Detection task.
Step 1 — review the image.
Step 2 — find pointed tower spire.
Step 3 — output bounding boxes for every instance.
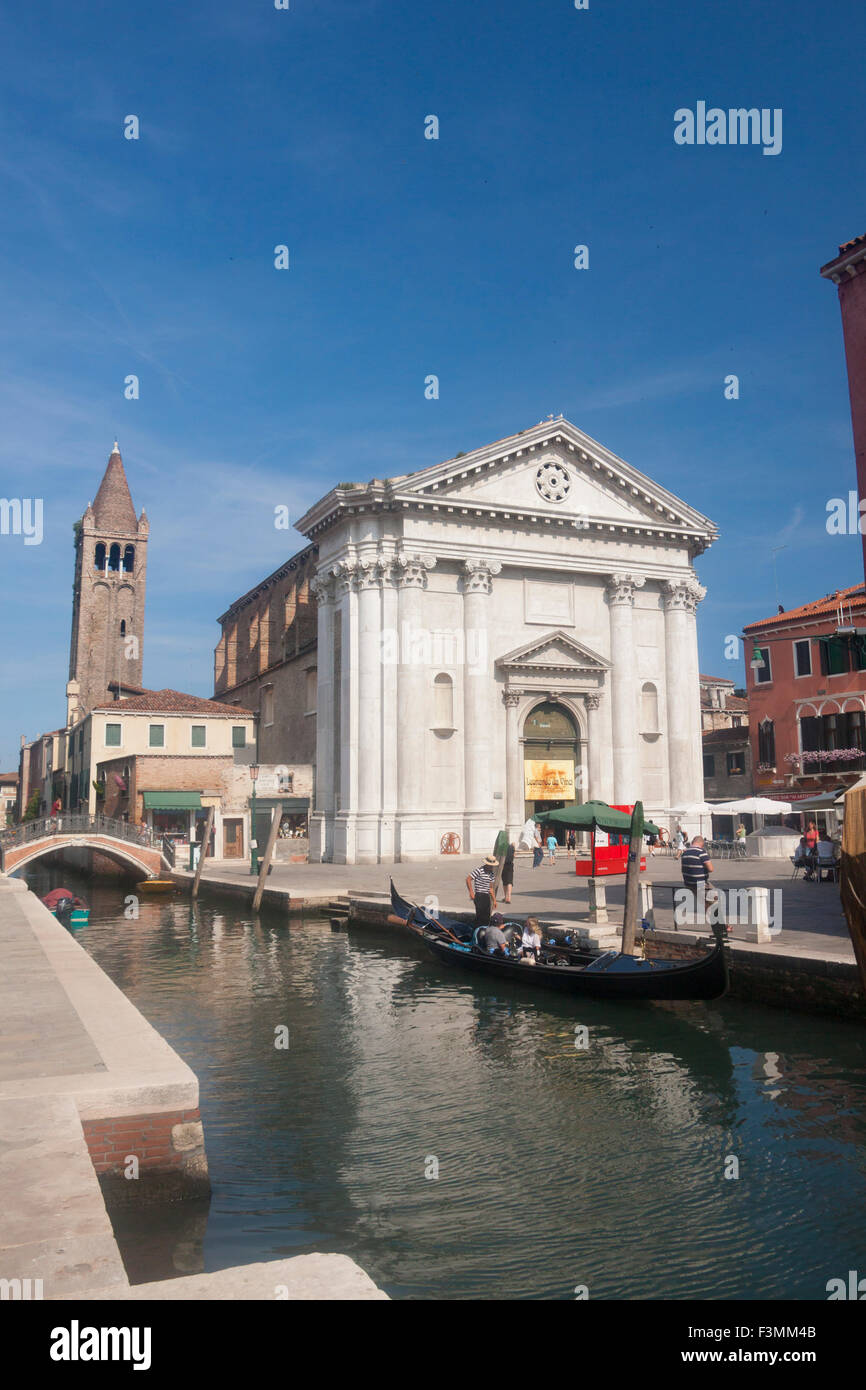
[92,442,138,532]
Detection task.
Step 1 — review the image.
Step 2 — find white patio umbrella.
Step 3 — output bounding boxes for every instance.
[665,801,716,836]
[711,795,793,834]
[712,796,792,815]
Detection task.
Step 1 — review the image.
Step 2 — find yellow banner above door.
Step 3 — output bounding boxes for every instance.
[524,760,575,799]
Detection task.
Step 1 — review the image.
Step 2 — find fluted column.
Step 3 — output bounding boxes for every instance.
[584,692,603,801]
[504,689,523,835]
[356,557,384,817]
[605,572,644,804]
[462,559,501,816]
[663,578,706,807]
[310,571,336,817]
[395,553,436,818]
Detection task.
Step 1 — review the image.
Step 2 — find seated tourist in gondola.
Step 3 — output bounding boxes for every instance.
[520,916,542,964]
[477,913,510,955]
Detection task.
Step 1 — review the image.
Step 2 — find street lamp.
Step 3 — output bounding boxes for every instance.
[249,762,260,875]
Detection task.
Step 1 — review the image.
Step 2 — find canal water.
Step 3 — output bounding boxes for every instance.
[26,864,866,1300]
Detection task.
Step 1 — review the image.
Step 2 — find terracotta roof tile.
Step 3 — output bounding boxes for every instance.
[92,688,256,716]
[744,583,866,632]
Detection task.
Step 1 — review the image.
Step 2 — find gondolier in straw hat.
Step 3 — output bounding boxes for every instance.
[466,855,499,927]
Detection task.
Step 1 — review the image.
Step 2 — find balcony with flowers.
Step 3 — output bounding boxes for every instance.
[785,747,866,777]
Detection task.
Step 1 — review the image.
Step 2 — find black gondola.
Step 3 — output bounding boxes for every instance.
[388,880,597,964]
[390,880,728,1003]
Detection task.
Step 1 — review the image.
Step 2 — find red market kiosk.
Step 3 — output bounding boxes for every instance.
[575,804,647,877]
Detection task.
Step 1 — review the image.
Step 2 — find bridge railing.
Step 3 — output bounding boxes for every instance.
[0,813,157,858]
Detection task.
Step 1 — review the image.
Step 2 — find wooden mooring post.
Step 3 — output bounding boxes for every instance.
[252,808,282,913]
[620,801,644,957]
[840,787,866,996]
[191,805,215,900]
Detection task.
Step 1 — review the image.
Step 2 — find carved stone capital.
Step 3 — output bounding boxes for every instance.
[605,571,645,606]
[394,552,436,590]
[662,577,705,614]
[503,690,522,709]
[462,558,502,594]
[584,692,602,711]
[354,555,387,590]
[310,571,336,604]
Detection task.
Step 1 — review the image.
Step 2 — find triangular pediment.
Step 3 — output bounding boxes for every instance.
[496,630,609,675]
[294,416,716,556]
[391,418,715,541]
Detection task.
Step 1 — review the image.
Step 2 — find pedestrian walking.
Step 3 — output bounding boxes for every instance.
[466,855,498,927]
[678,834,716,927]
[546,831,558,864]
[532,824,544,869]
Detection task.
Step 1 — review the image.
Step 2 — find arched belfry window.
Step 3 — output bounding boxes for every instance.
[123,545,135,573]
[120,620,126,636]
[108,543,121,572]
[433,673,454,728]
[94,542,106,570]
[641,682,660,734]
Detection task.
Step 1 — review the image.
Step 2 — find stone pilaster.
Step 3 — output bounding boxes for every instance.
[663,578,706,808]
[308,569,337,862]
[605,572,644,804]
[503,689,523,837]
[394,552,436,858]
[354,557,387,862]
[462,559,501,826]
[584,691,603,802]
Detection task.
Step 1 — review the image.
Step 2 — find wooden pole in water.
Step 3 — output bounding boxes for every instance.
[191,804,215,900]
[620,801,644,957]
[252,807,281,913]
[840,786,866,996]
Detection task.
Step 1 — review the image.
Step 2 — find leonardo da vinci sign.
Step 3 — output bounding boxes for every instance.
[523,759,575,800]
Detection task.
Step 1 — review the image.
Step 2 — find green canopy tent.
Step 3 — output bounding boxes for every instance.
[533,800,659,878]
[533,801,659,836]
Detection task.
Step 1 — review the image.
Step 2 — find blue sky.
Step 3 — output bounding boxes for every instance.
[1,0,865,772]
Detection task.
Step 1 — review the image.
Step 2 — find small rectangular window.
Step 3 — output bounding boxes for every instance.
[755,648,772,684]
[149,724,165,748]
[727,751,745,776]
[191,725,206,747]
[820,637,849,676]
[232,725,246,748]
[794,639,812,677]
[105,724,121,747]
[703,753,715,777]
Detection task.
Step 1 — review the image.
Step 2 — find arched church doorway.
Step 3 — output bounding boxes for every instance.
[522,701,581,825]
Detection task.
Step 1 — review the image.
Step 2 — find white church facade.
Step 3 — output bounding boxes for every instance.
[292,417,715,864]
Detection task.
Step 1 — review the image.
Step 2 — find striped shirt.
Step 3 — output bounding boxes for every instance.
[470,866,494,893]
[681,846,710,885]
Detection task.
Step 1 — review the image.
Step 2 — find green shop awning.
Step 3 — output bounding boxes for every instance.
[142,791,202,811]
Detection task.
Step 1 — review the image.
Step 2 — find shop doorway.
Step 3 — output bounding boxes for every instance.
[223,818,244,859]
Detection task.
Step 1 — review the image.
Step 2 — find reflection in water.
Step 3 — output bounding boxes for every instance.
[24,863,866,1300]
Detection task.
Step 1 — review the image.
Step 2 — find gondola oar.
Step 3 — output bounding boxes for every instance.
[620,800,644,956]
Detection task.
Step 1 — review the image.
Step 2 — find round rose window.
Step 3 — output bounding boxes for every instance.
[535,461,571,503]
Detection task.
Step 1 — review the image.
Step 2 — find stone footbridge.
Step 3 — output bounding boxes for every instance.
[0,814,166,878]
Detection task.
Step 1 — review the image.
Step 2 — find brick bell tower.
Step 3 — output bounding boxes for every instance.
[66,443,149,725]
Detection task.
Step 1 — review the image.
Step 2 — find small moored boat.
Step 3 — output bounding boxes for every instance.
[40,887,90,928]
[136,878,175,894]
